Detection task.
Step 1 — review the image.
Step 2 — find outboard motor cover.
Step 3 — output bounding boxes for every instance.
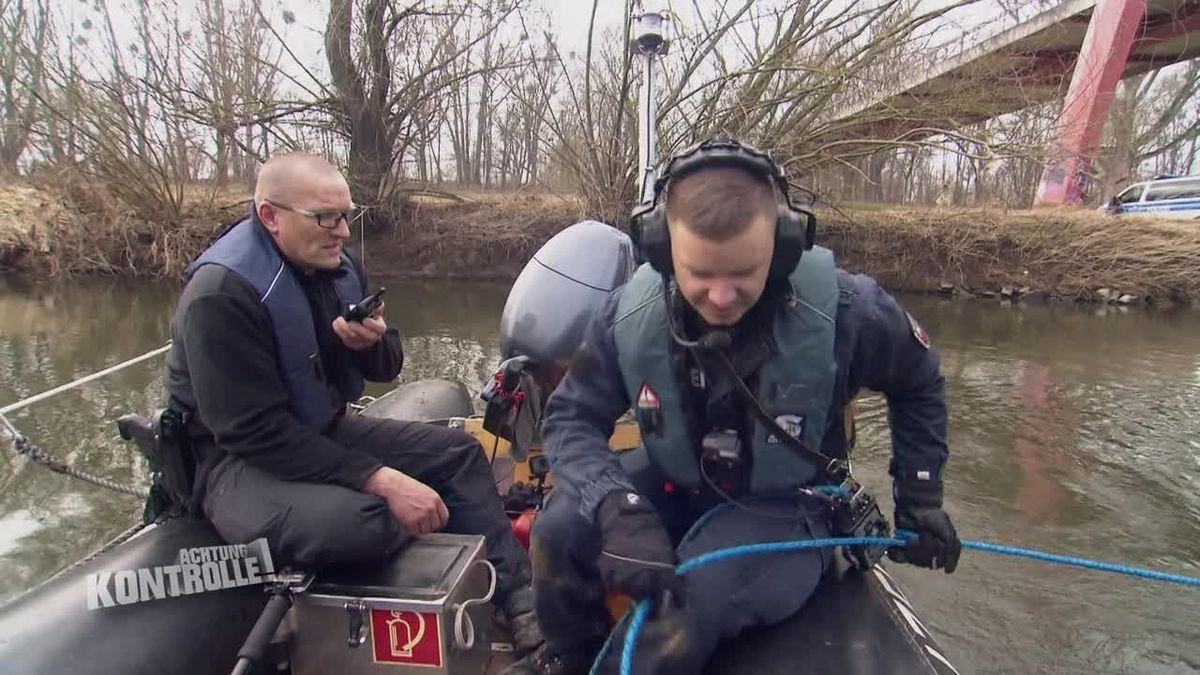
[500,219,636,364]
[484,221,635,459]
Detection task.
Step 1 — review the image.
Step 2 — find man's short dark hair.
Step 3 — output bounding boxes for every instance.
[664,165,778,240]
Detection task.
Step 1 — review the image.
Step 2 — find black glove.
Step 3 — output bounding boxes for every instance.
[887,479,961,574]
[595,491,683,604]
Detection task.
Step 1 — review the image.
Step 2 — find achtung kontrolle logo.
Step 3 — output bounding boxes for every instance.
[86,538,275,610]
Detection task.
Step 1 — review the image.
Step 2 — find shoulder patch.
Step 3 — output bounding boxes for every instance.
[906,311,931,350]
[635,382,664,436]
[637,383,660,408]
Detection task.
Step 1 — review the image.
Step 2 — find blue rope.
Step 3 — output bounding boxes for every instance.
[677,536,903,575]
[619,600,652,675]
[588,607,633,675]
[891,530,1200,589]
[961,539,1200,588]
[604,535,1200,675]
[810,484,851,498]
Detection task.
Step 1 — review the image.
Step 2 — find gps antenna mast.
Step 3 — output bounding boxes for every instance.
[632,2,671,205]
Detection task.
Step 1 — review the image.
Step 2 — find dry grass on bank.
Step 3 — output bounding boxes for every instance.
[389,195,1200,304]
[821,205,1200,304]
[4,181,1198,305]
[0,178,247,277]
[379,190,586,278]
[0,182,54,250]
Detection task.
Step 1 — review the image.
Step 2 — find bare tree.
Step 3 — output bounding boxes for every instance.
[324,0,522,230]
[444,2,534,189]
[173,0,283,186]
[509,0,637,224]
[1094,62,1200,201]
[995,0,1062,24]
[495,30,559,185]
[201,0,235,184]
[39,35,80,168]
[407,92,443,182]
[34,0,202,220]
[512,0,988,225]
[21,0,1191,244]
[0,0,49,175]
[799,89,1061,209]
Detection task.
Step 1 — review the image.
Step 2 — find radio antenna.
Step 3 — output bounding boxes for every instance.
[632,2,671,204]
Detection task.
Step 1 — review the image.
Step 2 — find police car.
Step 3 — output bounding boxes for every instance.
[1102,174,1200,218]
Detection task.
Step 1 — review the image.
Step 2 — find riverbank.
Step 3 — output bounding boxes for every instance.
[376,193,1200,307]
[3,181,1198,306]
[0,180,248,277]
[819,206,1200,306]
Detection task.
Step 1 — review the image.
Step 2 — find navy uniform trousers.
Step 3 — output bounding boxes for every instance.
[199,415,532,602]
[530,448,833,674]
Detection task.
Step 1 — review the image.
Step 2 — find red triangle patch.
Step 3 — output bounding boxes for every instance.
[637,383,660,409]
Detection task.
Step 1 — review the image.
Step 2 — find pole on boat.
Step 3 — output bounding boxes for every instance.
[632,2,671,205]
[230,593,292,675]
[229,572,313,675]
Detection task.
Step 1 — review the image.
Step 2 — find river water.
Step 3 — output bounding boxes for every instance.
[1,275,1198,674]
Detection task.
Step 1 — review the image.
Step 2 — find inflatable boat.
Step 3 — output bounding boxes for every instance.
[0,221,959,675]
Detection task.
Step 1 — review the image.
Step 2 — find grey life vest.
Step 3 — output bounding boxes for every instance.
[613,246,841,492]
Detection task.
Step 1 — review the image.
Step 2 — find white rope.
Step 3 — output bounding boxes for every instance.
[1,411,151,498]
[452,558,498,650]
[347,395,378,413]
[0,342,172,415]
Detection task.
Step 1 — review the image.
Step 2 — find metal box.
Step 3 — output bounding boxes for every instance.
[288,534,495,674]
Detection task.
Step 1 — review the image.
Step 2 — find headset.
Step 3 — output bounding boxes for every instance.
[630,137,817,281]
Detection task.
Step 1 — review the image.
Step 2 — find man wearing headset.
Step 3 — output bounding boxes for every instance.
[503,138,960,675]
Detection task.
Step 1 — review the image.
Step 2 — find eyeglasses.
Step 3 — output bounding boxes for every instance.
[267,200,359,230]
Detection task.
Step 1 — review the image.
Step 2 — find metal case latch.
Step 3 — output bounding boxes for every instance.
[345,600,367,648]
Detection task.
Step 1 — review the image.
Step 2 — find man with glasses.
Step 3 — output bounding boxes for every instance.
[164,152,542,655]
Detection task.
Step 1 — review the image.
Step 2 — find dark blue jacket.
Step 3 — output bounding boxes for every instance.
[541,270,949,521]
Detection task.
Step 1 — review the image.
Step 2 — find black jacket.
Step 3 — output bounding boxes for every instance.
[165,249,402,501]
[541,269,950,522]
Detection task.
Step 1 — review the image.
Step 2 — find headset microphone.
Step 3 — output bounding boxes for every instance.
[663,278,732,352]
[697,330,731,351]
[669,328,731,351]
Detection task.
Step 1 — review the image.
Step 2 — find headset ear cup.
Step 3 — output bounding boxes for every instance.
[769,203,805,280]
[638,204,673,274]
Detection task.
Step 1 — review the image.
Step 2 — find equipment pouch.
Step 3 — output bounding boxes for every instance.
[117,407,197,522]
[828,477,892,571]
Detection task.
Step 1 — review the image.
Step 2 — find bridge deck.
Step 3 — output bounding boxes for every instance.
[820,0,1200,145]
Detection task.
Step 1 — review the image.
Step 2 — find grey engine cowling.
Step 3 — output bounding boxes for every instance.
[483,220,636,458]
[500,219,636,363]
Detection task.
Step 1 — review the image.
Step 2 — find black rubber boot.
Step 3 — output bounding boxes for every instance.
[498,639,606,675]
[496,586,545,658]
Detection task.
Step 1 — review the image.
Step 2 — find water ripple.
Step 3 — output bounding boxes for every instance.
[2,281,1199,673]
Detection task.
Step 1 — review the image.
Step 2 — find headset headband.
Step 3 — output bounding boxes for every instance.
[630,137,815,279]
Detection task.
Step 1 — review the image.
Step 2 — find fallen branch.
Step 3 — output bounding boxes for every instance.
[397,188,471,203]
